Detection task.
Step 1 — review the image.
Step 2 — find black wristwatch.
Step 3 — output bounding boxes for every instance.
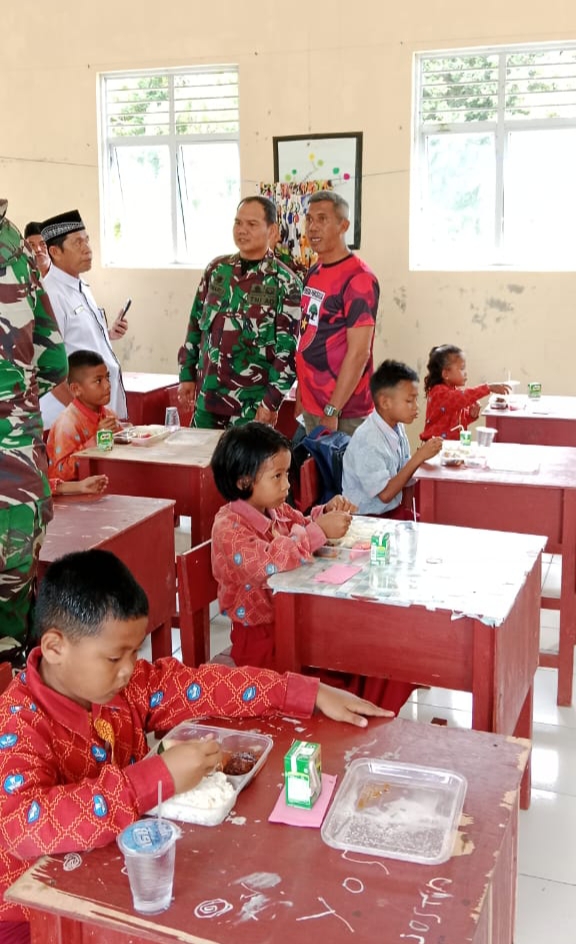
[323,404,341,418]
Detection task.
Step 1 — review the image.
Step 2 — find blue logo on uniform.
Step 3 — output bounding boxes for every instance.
[19,672,26,684]
[233,552,243,565]
[265,563,277,575]
[149,691,164,708]
[129,756,136,765]
[9,706,23,714]
[186,683,202,702]
[4,774,24,794]
[29,703,37,712]
[93,795,108,818]
[236,606,246,619]
[0,734,18,749]
[91,745,107,762]
[245,584,251,591]
[27,801,41,824]
[242,685,257,703]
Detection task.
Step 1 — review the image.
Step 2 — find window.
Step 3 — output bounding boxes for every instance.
[99,66,240,268]
[411,44,576,270]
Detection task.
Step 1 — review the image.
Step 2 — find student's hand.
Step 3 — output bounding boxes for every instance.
[469,403,481,420]
[489,383,511,395]
[178,382,196,409]
[324,495,358,514]
[317,510,352,539]
[79,475,108,494]
[98,415,118,431]
[417,437,443,461]
[159,737,222,795]
[315,682,394,727]
[320,413,338,432]
[254,405,278,427]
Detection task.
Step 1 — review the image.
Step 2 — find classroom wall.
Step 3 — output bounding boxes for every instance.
[3,1,576,417]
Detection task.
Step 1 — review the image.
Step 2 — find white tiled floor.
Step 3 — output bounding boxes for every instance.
[152,543,572,943]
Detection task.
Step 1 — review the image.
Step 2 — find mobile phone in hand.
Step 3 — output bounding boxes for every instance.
[119,298,132,320]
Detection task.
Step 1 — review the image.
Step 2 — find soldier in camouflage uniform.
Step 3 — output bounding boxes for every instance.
[178,197,302,429]
[0,200,68,654]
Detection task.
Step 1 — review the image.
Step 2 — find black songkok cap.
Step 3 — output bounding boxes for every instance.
[41,210,85,245]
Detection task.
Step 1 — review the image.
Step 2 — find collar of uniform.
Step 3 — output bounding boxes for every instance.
[229,499,278,533]
[47,263,91,292]
[20,648,123,739]
[370,409,402,448]
[72,397,105,422]
[233,248,274,271]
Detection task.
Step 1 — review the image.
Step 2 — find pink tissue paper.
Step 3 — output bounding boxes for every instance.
[314,564,362,585]
[268,774,338,828]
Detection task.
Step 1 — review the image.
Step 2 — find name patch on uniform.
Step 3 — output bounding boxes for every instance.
[247,284,278,308]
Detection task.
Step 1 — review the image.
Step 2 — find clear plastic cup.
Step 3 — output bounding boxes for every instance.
[164,407,181,430]
[395,522,418,566]
[117,818,181,914]
[476,427,497,448]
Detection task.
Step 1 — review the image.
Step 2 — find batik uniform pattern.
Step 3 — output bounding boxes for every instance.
[0,650,318,923]
[0,212,68,639]
[296,255,379,418]
[211,500,326,627]
[421,383,491,441]
[179,251,302,422]
[46,400,117,484]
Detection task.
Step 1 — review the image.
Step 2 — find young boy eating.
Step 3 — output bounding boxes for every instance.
[46,349,119,487]
[342,359,443,516]
[0,549,387,941]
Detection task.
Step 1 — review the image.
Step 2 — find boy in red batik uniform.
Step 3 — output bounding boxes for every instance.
[0,549,387,943]
[46,349,119,485]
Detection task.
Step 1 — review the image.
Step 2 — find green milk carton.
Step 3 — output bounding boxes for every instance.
[284,740,322,809]
[96,429,114,451]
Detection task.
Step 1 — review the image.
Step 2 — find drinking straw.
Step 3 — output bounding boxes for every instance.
[157,781,162,825]
[412,498,417,523]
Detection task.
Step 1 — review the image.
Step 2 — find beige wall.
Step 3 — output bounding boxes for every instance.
[4,1,576,421]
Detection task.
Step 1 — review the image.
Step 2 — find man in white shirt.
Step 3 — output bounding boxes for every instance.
[39,210,129,427]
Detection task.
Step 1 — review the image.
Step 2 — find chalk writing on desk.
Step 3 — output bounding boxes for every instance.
[343,877,364,894]
[341,850,390,874]
[195,899,233,919]
[62,853,82,871]
[296,896,355,934]
[400,877,453,942]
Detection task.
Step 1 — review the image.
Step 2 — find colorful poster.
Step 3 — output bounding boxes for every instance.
[259,180,333,271]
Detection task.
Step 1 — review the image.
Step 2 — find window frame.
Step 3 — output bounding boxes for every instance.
[411,41,576,271]
[98,64,240,269]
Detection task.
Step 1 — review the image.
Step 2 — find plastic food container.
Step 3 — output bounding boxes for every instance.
[146,723,273,825]
[125,425,173,447]
[321,758,467,864]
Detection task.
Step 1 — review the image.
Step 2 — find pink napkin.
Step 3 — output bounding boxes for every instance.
[268,774,337,827]
[314,563,362,585]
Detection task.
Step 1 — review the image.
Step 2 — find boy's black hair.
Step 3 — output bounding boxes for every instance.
[24,221,43,239]
[68,349,106,384]
[35,550,149,640]
[370,359,419,400]
[424,344,463,395]
[211,421,292,501]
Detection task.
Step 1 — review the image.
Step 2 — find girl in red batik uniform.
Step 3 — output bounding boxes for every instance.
[421,344,510,442]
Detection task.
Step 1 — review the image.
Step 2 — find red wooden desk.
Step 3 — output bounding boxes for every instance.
[416,443,576,707]
[484,395,576,446]
[40,495,176,660]
[271,522,544,809]
[6,715,528,944]
[75,430,224,546]
[124,372,180,426]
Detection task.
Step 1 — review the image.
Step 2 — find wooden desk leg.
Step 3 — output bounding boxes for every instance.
[150,619,172,660]
[514,685,533,810]
[471,622,494,734]
[557,489,576,706]
[417,479,436,523]
[274,594,299,673]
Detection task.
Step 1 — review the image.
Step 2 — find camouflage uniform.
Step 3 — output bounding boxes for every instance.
[0,203,68,644]
[178,250,302,427]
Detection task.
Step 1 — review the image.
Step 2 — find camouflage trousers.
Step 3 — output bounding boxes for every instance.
[191,405,256,430]
[0,501,47,642]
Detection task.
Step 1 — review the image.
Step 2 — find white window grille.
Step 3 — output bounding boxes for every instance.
[411,44,576,270]
[99,66,240,268]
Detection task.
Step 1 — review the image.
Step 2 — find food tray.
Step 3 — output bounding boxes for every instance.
[146,723,273,825]
[124,425,173,447]
[321,758,467,864]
